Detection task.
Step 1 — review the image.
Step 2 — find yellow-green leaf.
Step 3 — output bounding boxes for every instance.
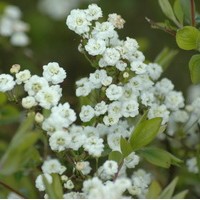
[176,26,200,50]
[109,151,123,164]
[189,54,200,84]
[146,180,162,198]
[129,118,162,151]
[120,137,133,158]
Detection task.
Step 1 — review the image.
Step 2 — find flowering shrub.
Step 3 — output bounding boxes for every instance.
[0,1,200,199]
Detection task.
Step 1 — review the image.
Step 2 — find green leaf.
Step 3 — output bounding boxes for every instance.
[173,0,184,25]
[0,131,41,175]
[138,147,182,168]
[109,151,123,164]
[0,104,19,125]
[180,0,192,24]
[158,0,181,27]
[43,174,63,199]
[159,177,179,199]
[189,54,200,84]
[173,190,188,199]
[0,113,41,175]
[120,137,133,158]
[176,26,200,50]
[129,118,162,151]
[146,180,162,198]
[154,47,179,71]
[0,93,7,105]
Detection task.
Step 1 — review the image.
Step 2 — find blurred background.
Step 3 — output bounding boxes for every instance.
[1,0,200,198]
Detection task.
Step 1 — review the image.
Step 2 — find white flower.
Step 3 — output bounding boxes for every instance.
[22,96,37,109]
[85,4,103,21]
[63,192,85,199]
[140,91,155,107]
[66,9,91,35]
[35,112,44,123]
[108,13,125,29]
[146,63,162,80]
[24,75,49,96]
[0,74,15,92]
[42,158,66,175]
[172,110,189,123]
[106,84,123,101]
[92,21,115,40]
[108,101,122,118]
[76,161,92,175]
[85,38,106,56]
[89,69,107,86]
[64,180,74,189]
[130,61,147,74]
[35,174,52,191]
[186,157,199,174]
[165,91,184,111]
[49,130,71,152]
[83,136,104,157]
[51,103,77,128]
[103,160,118,175]
[107,133,121,151]
[10,32,29,46]
[122,100,139,118]
[148,104,170,125]
[103,114,119,126]
[35,85,62,109]
[116,60,127,71]
[4,5,21,19]
[124,152,140,168]
[79,105,95,122]
[43,62,67,84]
[101,76,112,86]
[155,78,174,95]
[15,69,31,84]
[103,48,120,66]
[95,101,108,116]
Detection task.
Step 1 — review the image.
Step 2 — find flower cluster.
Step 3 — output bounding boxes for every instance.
[0,5,30,46]
[1,3,194,199]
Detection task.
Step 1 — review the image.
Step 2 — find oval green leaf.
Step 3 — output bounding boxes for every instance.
[176,26,200,50]
[129,117,162,151]
[109,151,123,164]
[189,54,200,84]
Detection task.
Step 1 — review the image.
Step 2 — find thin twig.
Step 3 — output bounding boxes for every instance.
[145,17,176,36]
[0,180,27,199]
[113,161,124,182]
[190,0,196,26]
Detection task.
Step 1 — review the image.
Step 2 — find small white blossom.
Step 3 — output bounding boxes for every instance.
[66,9,91,35]
[95,101,108,116]
[43,62,66,84]
[10,32,29,46]
[186,157,199,174]
[79,105,95,122]
[0,74,15,92]
[103,48,120,66]
[15,69,31,84]
[85,4,103,21]
[130,61,147,74]
[106,84,123,101]
[22,96,37,109]
[49,130,71,152]
[76,161,92,175]
[124,152,140,168]
[147,63,162,81]
[108,13,125,29]
[35,174,52,191]
[42,158,66,175]
[103,114,120,126]
[122,100,139,118]
[64,180,74,189]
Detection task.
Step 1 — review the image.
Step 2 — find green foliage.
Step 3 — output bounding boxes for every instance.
[173,0,184,25]
[0,113,42,175]
[176,26,200,50]
[158,0,181,27]
[173,190,188,199]
[138,147,182,168]
[189,54,200,84]
[120,137,133,158]
[129,117,162,151]
[108,151,123,164]
[159,177,179,198]
[43,174,63,199]
[146,180,162,198]
[154,47,179,71]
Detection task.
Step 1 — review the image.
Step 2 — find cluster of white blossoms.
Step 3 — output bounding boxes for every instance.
[0,5,29,46]
[1,4,193,199]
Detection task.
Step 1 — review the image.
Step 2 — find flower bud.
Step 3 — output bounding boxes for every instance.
[10,64,20,74]
[35,112,44,123]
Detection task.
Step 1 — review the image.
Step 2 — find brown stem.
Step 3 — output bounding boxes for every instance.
[190,0,196,26]
[0,180,27,199]
[113,161,124,182]
[145,17,176,36]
